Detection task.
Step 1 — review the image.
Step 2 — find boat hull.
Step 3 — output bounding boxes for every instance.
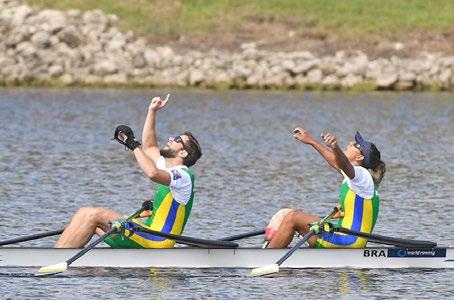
[0,247,452,269]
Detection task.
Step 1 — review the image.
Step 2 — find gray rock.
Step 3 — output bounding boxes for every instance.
[0,0,452,90]
[212,71,230,84]
[15,41,35,57]
[341,74,363,87]
[144,49,160,67]
[93,60,118,75]
[438,69,452,84]
[377,73,398,88]
[306,69,323,83]
[5,32,25,47]
[133,54,146,68]
[293,59,319,75]
[60,73,74,85]
[189,69,204,85]
[156,46,174,59]
[398,71,416,82]
[49,64,64,77]
[36,9,67,33]
[58,26,82,48]
[31,32,51,48]
[11,5,32,26]
[0,10,13,26]
[322,74,339,85]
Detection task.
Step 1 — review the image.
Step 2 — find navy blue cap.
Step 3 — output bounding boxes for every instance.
[355,131,381,169]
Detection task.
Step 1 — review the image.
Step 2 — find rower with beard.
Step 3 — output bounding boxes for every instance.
[55,94,202,249]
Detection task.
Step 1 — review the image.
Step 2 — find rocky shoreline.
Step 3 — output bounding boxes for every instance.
[1,0,453,91]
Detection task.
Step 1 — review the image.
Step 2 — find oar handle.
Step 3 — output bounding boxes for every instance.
[0,229,64,246]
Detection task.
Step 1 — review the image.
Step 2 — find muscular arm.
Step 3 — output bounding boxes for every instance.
[308,139,339,170]
[142,94,170,161]
[133,147,171,185]
[142,109,160,160]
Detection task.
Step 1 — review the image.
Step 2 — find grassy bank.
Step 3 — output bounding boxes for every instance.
[25,0,454,41]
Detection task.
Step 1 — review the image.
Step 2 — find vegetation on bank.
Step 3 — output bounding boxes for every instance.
[25,0,454,41]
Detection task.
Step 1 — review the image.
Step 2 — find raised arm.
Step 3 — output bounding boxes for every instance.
[112,125,171,186]
[322,133,355,179]
[142,94,170,161]
[293,127,339,170]
[133,148,171,185]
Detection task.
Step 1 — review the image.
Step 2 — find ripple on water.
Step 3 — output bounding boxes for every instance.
[0,89,453,299]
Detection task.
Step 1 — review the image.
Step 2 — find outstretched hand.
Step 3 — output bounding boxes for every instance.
[149,94,170,112]
[293,127,314,144]
[322,133,339,150]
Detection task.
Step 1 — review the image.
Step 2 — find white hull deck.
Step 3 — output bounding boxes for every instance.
[1,247,452,269]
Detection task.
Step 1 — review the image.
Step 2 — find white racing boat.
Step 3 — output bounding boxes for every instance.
[0,246,452,269]
[0,207,451,276]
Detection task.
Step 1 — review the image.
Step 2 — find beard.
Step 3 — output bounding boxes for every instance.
[160,148,178,158]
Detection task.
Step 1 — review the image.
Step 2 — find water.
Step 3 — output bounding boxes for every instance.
[0,88,453,299]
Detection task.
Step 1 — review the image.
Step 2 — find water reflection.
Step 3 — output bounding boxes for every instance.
[337,270,372,294]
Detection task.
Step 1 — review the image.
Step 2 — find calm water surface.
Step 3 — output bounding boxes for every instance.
[0,88,453,299]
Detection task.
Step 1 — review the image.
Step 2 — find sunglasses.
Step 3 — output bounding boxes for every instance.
[173,135,187,150]
[353,142,363,154]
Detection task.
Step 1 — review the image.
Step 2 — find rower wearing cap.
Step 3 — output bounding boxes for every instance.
[266,128,386,249]
[55,94,202,249]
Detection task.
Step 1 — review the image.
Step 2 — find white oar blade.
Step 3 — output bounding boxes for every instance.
[250,263,279,277]
[36,262,68,276]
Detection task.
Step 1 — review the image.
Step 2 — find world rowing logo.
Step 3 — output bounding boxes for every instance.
[387,248,446,258]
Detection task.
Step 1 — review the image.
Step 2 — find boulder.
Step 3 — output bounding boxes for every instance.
[36,9,67,33]
[48,64,64,77]
[31,32,51,48]
[189,69,204,85]
[93,60,118,75]
[377,73,398,88]
[58,26,82,48]
[11,5,32,26]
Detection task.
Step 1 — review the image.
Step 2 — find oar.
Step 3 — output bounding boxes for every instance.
[219,229,265,242]
[0,229,64,246]
[250,207,339,277]
[36,206,145,276]
[333,226,437,248]
[131,227,239,248]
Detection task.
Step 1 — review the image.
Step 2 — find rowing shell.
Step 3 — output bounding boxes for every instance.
[1,247,452,269]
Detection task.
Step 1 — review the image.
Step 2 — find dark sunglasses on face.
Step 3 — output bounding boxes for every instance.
[353,142,363,154]
[173,135,187,150]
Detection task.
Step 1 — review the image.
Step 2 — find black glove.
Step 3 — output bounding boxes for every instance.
[142,200,154,211]
[112,125,141,151]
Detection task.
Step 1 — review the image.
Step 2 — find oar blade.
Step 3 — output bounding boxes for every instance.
[35,262,68,276]
[250,263,279,277]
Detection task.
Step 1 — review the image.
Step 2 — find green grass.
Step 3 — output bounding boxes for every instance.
[24,0,454,39]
